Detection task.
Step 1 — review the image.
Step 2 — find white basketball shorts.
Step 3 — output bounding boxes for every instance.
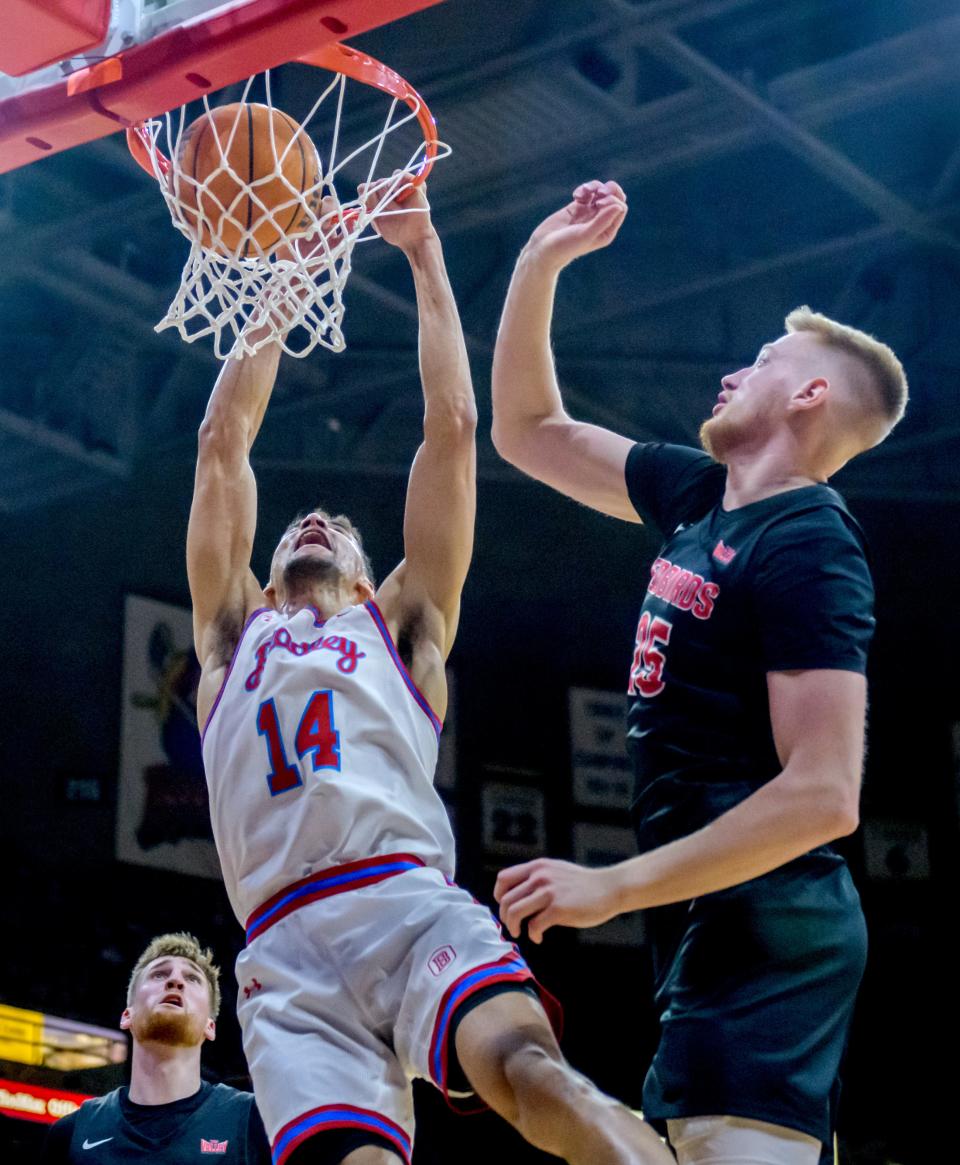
[667,1114,823,1165]
[235,854,561,1165]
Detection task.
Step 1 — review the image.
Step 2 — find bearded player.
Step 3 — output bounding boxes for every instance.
[189,181,674,1165]
[491,179,908,1165]
[41,934,270,1164]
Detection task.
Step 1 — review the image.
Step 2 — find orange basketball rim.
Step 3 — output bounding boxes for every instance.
[119,39,450,361]
[126,43,440,197]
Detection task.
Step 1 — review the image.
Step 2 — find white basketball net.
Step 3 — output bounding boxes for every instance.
[137,69,449,359]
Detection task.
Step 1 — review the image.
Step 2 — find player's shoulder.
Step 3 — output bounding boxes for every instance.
[205,1082,258,1110]
[76,1087,123,1116]
[763,484,866,546]
[204,1084,269,1160]
[45,1105,80,1139]
[40,1107,78,1164]
[627,440,719,485]
[52,1088,122,1151]
[626,441,726,530]
[749,486,872,587]
[190,1081,259,1131]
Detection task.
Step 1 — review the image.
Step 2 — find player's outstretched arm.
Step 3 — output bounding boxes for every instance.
[495,668,864,941]
[372,180,476,713]
[492,180,639,523]
[188,332,283,722]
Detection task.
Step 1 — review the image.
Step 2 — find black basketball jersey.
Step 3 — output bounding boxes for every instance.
[42,1081,270,1165]
[623,442,874,850]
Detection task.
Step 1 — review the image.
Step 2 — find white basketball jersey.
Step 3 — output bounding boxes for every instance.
[202,600,455,925]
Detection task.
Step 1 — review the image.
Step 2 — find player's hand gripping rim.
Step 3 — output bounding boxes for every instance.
[359,170,435,253]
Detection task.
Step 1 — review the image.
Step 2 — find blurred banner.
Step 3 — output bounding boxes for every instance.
[0,1005,126,1072]
[116,594,221,879]
[0,1077,92,1125]
[569,687,633,810]
[481,780,546,860]
[0,1005,43,1067]
[572,823,644,947]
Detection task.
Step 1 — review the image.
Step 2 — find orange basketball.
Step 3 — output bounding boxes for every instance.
[175,103,321,257]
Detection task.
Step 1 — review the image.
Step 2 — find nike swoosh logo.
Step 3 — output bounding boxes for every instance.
[82,1138,114,1149]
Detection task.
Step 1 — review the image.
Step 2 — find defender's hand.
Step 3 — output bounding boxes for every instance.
[494,857,621,943]
[525,179,628,271]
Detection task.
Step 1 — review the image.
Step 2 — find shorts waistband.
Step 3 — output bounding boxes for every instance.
[245,853,426,944]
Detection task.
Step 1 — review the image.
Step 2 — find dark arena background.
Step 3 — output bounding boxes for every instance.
[1,2,958,1163]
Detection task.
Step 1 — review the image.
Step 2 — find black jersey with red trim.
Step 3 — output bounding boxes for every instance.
[624,441,874,850]
[40,1081,271,1165]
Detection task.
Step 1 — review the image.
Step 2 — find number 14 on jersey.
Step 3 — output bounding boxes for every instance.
[256,689,342,796]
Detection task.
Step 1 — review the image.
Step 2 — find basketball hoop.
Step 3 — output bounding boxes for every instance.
[126,43,449,360]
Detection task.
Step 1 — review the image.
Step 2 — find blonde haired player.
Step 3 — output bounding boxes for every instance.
[190,180,675,1165]
[41,934,271,1164]
[491,179,907,1165]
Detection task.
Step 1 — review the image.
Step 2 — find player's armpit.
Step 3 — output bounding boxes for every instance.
[373,564,451,718]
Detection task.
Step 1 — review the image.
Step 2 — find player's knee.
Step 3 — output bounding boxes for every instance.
[500,1031,561,1089]
[499,1037,585,1148]
[463,1024,558,1124]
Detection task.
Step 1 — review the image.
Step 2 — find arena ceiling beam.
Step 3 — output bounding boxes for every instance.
[557,202,960,335]
[3,0,957,504]
[0,406,129,477]
[647,29,960,253]
[421,11,960,240]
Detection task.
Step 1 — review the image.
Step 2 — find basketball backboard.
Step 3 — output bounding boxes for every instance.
[0,0,442,175]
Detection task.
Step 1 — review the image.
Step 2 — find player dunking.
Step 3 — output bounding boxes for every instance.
[189,182,674,1165]
[490,180,908,1165]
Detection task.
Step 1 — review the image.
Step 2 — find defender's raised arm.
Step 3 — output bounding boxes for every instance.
[491,180,638,522]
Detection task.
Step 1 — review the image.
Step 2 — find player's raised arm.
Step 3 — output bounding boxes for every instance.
[372,181,477,689]
[187,330,282,719]
[491,180,639,522]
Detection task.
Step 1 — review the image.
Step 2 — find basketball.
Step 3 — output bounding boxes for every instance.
[175,102,321,257]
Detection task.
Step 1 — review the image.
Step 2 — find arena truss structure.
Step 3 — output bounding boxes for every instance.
[0,0,957,509]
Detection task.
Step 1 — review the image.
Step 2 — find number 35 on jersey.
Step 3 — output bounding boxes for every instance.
[628,612,673,698]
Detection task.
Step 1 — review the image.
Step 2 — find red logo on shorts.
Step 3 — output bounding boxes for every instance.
[428,946,456,976]
[200,1139,228,1153]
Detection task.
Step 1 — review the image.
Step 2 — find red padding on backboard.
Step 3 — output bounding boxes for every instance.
[0,0,443,174]
[0,0,112,77]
